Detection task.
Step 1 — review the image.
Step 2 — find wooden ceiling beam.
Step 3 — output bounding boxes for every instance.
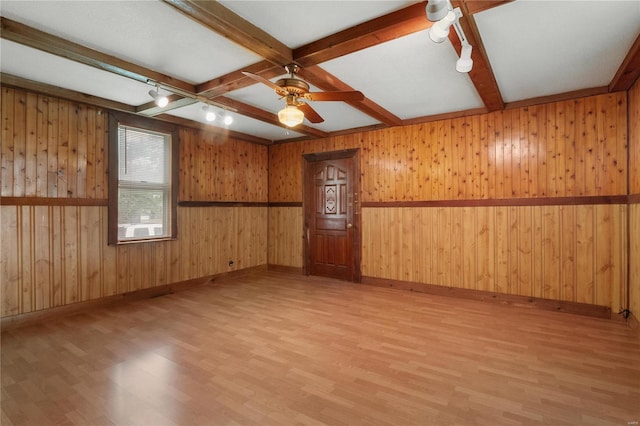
[450,1,504,111]
[297,66,403,127]
[462,0,513,15]
[0,17,194,94]
[212,96,330,139]
[293,2,432,67]
[609,33,640,92]
[161,0,292,67]
[196,61,284,98]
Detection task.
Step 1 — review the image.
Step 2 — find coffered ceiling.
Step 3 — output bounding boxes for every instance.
[1,0,639,145]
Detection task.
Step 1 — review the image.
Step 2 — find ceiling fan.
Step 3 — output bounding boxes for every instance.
[242,64,364,127]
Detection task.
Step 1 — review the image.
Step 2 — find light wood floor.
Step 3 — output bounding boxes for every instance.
[2,270,639,426]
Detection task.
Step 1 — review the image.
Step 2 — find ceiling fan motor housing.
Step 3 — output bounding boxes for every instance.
[275,78,310,96]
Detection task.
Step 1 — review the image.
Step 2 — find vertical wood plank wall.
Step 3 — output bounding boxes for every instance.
[268,92,630,311]
[629,78,640,319]
[1,87,268,318]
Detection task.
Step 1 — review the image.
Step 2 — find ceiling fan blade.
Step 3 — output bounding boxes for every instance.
[242,71,282,92]
[304,91,364,102]
[298,103,324,124]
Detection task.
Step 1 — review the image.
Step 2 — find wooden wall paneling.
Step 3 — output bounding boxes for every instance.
[56,99,68,198]
[560,205,577,303]
[268,207,302,268]
[555,101,567,196]
[463,207,477,290]
[2,87,15,197]
[66,103,78,198]
[94,110,107,200]
[82,206,102,300]
[614,92,627,196]
[594,204,611,308]
[63,206,79,304]
[50,205,64,307]
[85,106,96,199]
[493,210,509,295]
[36,95,48,197]
[13,90,26,197]
[575,205,595,304]
[583,96,598,196]
[19,206,32,313]
[630,81,640,194]
[101,208,117,298]
[76,104,87,198]
[25,92,38,197]
[573,99,586,196]
[47,97,59,198]
[116,241,130,294]
[33,205,51,311]
[1,207,20,316]
[541,206,561,300]
[630,205,640,318]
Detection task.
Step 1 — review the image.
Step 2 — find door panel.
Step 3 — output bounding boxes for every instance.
[304,153,359,282]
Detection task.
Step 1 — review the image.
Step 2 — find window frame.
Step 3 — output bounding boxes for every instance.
[108,112,179,245]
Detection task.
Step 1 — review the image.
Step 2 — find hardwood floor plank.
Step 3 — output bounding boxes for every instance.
[2,270,639,425]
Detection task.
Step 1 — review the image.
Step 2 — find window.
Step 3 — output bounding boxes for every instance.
[108,113,178,244]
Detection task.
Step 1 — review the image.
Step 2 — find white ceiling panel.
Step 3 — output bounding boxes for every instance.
[218,0,418,48]
[320,30,485,119]
[475,0,640,102]
[0,39,153,105]
[166,102,306,142]
[0,0,262,84]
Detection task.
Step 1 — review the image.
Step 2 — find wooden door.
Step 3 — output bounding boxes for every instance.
[303,150,361,282]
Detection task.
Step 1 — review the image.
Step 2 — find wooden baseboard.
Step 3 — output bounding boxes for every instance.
[0,265,268,331]
[361,276,613,319]
[268,264,304,274]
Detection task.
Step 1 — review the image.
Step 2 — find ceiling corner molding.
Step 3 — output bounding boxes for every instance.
[609,33,640,92]
[161,0,292,67]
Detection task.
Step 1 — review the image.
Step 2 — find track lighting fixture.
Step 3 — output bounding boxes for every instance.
[202,105,216,122]
[456,43,473,73]
[426,0,474,73]
[278,104,304,127]
[148,85,168,107]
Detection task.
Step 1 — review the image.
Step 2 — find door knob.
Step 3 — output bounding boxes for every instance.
[347,223,353,229]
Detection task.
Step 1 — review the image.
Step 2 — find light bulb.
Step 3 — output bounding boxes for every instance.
[278,105,304,127]
[148,89,169,107]
[202,106,216,122]
[223,114,233,126]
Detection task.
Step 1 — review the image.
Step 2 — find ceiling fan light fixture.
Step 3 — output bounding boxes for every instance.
[456,43,473,73]
[278,105,304,127]
[148,86,169,108]
[429,10,456,43]
[426,0,449,22]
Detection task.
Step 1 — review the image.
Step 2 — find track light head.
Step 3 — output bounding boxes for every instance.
[148,88,168,108]
[456,44,473,73]
[202,105,216,122]
[426,0,449,22]
[429,10,456,43]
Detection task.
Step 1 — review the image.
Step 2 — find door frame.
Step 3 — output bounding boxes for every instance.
[302,148,361,282]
